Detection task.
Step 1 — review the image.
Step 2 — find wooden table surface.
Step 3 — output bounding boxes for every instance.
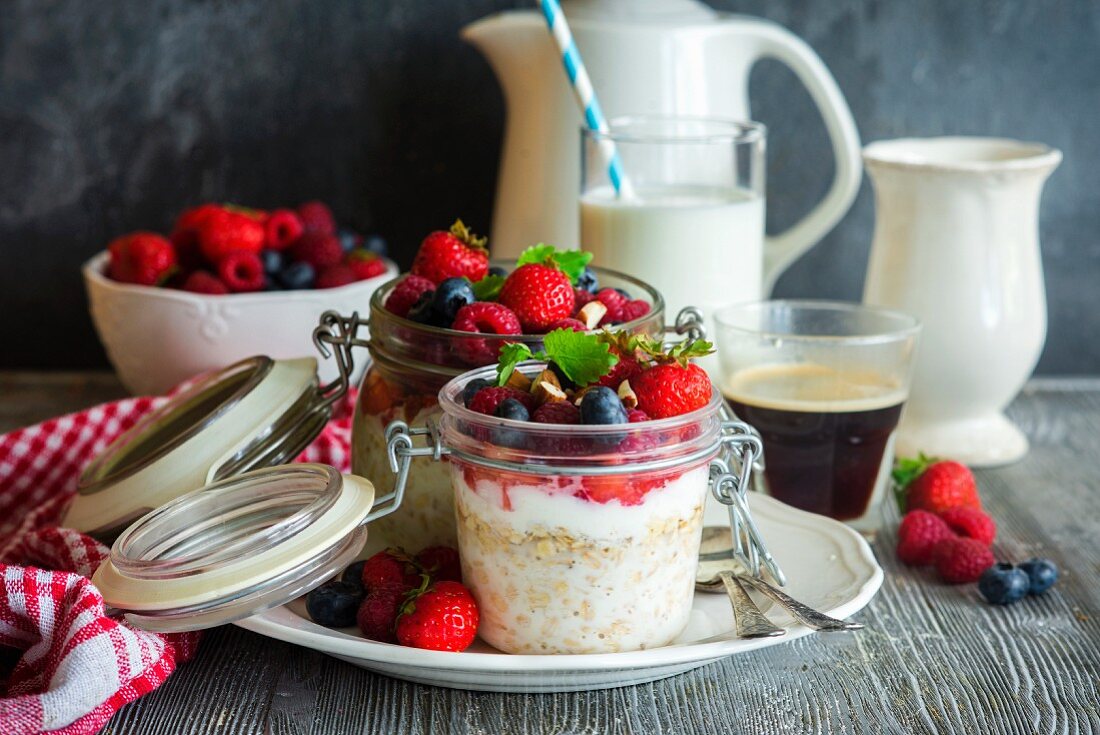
[3,372,1099,735]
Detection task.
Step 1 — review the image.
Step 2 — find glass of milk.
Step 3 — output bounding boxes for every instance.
[580,117,766,345]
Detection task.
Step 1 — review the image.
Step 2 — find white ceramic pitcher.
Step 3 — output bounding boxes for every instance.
[463,0,861,295]
[863,137,1062,467]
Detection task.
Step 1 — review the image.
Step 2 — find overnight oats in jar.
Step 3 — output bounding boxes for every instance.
[351,231,667,553]
[397,330,733,654]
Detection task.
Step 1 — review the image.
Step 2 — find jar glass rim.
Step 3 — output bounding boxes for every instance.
[584,115,766,145]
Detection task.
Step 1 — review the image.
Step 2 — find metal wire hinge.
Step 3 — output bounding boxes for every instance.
[670,306,706,343]
[370,420,451,524]
[312,310,371,411]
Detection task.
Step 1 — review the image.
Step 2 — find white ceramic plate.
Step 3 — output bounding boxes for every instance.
[237,493,883,692]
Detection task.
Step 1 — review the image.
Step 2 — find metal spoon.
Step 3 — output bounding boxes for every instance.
[695,567,786,639]
[696,526,863,633]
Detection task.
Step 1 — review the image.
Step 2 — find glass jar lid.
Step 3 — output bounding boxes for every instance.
[65,356,334,538]
[94,464,376,632]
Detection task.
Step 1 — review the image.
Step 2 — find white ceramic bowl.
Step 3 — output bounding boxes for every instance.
[83,251,398,396]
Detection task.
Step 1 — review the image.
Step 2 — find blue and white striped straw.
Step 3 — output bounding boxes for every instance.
[540,0,634,198]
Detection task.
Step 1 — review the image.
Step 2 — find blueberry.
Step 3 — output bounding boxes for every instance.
[1017,558,1059,594]
[432,277,476,324]
[338,228,362,253]
[577,267,599,293]
[580,386,628,425]
[341,560,366,589]
[305,580,363,627]
[261,249,284,275]
[613,287,632,300]
[364,234,388,256]
[495,397,530,421]
[278,261,315,290]
[407,291,438,324]
[488,266,508,278]
[978,563,1030,605]
[462,378,492,407]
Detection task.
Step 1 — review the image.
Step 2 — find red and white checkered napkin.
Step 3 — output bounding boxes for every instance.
[0,383,357,734]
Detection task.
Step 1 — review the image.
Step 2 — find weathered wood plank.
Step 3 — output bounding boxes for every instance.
[3,372,1098,734]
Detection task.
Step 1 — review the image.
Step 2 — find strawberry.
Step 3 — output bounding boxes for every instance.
[216,250,265,292]
[316,264,357,289]
[467,386,536,416]
[633,362,712,419]
[346,249,388,280]
[290,231,343,270]
[264,209,304,250]
[932,537,995,584]
[938,506,996,546]
[896,510,954,566]
[297,200,337,236]
[181,270,228,295]
[497,263,575,333]
[395,580,479,652]
[360,549,421,592]
[385,274,436,318]
[108,232,177,286]
[356,583,407,643]
[900,458,981,515]
[170,204,222,268]
[575,475,660,506]
[415,546,462,583]
[411,220,489,284]
[197,208,266,263]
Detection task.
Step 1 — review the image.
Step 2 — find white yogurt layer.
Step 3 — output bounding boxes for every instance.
[454,464,708,655]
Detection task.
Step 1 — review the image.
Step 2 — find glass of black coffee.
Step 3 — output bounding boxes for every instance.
[715,301,920,532]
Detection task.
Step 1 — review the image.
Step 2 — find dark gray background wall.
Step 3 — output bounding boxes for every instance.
[1,0,1097,372]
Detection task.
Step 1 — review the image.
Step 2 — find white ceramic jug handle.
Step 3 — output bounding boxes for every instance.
[749,23,862,294]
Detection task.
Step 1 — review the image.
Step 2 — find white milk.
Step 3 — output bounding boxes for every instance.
[580,185,765,326]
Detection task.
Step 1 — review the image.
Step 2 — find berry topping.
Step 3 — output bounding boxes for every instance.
[385,274,436,318]
[356,583,406,642]
[346,249,388,280]
[297,200,337,236]
[579,386,628,425]
[451,302,522,335]
[495,397,531,421]
[395,580,479,652]
[895,510,954,566]
[896,457,981,515]
[305,580,364,628]
[468,386,536,416]
[411,220,489,284]
[1017,557,1059,594]
[978,563,1030,605]
[626,408,650,423]
[290,231,344,270]
[620,299,651,322]
[360,549,421,591]
[572,288,596,312]
[316,264,358,289]
[593,343,642,390]
[181,270,228,295]
[107,232,177,286]
[462,378,493,407]
[594,288,627,324]
[547,318,587,332]
[216,250,265,292]
[278,261,315,290]
[938,506,996,546]
[433,278,477,324]
[415,546,463,583]
[932,536,995,584]
[198,208,266,263]
[264,209,305,250]
[532,400,581,424]
[498,263,575,332]
[633,361,712,419]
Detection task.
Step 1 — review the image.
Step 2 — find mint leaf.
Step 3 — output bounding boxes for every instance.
[542,329,618,385]
[516,243,556,267]
[472,274,504,301]
[551,250,593,285]
[496,342,535,386]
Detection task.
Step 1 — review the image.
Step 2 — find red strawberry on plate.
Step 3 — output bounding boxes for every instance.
[498,263,575,333]
[107,232,177,286]
[901,459,981,515]
[633,362,712,419]
[411,220,489,285]
[395,580,479,652]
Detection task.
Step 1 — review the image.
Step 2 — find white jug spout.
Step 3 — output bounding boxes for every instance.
[461,11,546,90]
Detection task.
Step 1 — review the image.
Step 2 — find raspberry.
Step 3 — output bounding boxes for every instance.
[594,288,627,324]
[107,232,177,286]
[264,209,304,250]
[938,506,996,546]
[385,274,436,318]
[217,251,265,292]
[360,549,421,591]
[181,270,229,295]
[573,288,595,313]
[896,510,954,566]
[594,347,642,389]
[316,264,357,289]
[415,546,462,583]
[933,536,995,584]
[356,583,406,643]
[290,231,343,270]
[198,208,266,263]
[620,299,651,322]
[452,302,522,335]
[297,200,337,235]
[498,263,575,332]
[346,249,388,280]
[627,408,649,423]
[547,318,587,332]
[468,386,536,416]
[532,401,581,424]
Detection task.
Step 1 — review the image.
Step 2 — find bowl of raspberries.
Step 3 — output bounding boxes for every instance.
[84,201,397,395]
